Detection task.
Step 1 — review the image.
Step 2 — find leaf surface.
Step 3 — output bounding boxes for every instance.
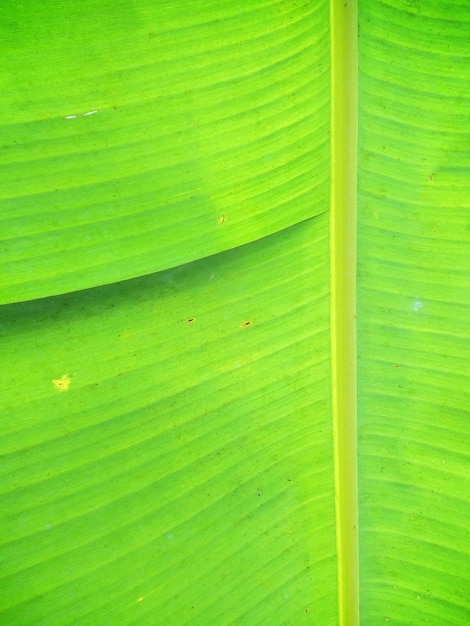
[1,1,469,624]
[0,1,329,303]
[357,1,470,623]
[0,218,338,624]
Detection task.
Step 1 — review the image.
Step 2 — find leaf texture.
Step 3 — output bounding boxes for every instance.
[0,218,338,624]
[357,1,470,623]
[0,0,329,304]
[1,0,469,624]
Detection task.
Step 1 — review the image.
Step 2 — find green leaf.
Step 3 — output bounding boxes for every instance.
[357,1,470,623]
[0,1,329,303]
[1,1,469,625]
[0,219,338,623]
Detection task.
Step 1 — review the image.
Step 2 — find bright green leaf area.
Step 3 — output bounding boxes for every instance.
[1,0,470,624]
[0,218,338,624]
[0,0,329,303]
[358,1,470,624]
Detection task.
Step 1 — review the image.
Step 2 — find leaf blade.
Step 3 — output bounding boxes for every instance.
[357,1,470,623]
[0,1,329,304]
[0,217,339,624]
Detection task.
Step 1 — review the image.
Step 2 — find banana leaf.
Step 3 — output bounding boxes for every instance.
[0,1,468,624]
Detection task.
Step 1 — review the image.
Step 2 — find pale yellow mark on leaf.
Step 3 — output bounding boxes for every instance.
[52,374,71,392]
[240,320,252,328]
[217,215,226,224]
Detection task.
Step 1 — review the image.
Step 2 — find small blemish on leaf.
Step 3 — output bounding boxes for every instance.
[240,320,252,328]
[217,215,226,224]
[52,374,71,392]
[186,318,196,324]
